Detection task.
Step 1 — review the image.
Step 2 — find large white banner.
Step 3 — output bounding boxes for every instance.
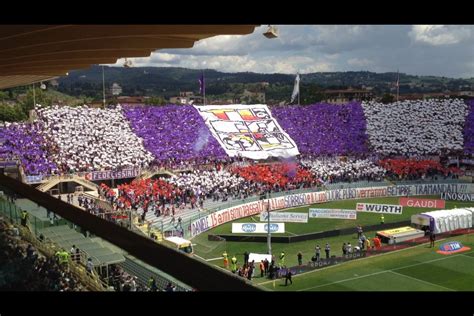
[309,208,357,220]
[190,183,474,238]
[232,223,285,234]
[259,211,308,223]
[193,104,299,159]
[356,203,403,214]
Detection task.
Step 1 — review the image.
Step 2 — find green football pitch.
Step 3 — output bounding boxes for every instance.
[191,195,474,291]
[257,233,474,291]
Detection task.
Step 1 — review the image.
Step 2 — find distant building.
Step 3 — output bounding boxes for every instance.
[241,89,265,104]
[169,94,203,105]
[323,88,373,104]
[398,92,454,101]
[116,96,150,104]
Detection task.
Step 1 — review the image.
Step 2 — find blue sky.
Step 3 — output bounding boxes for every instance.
[113,25,474,78]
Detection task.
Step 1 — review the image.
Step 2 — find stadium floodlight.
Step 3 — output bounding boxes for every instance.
[263,25,278,39]
[123,58,133,68]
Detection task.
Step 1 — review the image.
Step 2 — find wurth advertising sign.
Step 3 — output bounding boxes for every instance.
[399,197,445,209]
[356,203,403,214]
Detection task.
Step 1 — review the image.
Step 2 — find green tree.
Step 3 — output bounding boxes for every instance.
[20,88,53,114]
[0,103,27,122]
[380,93,395,104]
[145,96,167,106]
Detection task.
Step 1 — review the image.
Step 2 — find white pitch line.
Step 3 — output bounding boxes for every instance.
[206,257,224,262]
[388,271,455,291]
[258,240,442,286]
[296,250,473,291]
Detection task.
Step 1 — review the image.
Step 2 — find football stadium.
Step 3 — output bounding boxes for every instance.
[1,24,474,294]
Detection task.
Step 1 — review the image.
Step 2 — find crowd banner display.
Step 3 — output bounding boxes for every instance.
[193,104,300,159]
[190,183,474,238]
[309,208,357,219]
[231,223,285,234]
[441,192,474,202]
[85,169,141,181]
[356,203,403,214]
[259,212,308,223]
[399,197,445,209]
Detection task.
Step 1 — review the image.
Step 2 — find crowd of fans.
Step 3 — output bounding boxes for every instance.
[379,158,461,180]
[35,104,154,173]
[362,99,468,156]
[271,102,369,156]
[0,122,57,175]
[300,157,386,183]
[0,216,86,291]
[1,100,473,179]
[123,104,227,163]
[230,163,318,191]
[463,99,474,154]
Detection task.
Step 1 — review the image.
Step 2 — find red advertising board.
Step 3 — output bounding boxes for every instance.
[399,197,445,209]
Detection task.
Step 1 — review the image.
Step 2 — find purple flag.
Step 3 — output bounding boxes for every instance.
[199,73,205,95]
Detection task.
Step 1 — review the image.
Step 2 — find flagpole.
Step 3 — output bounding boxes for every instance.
[298,72,300,105]
[203,71,206,106]
[396,69,399,102]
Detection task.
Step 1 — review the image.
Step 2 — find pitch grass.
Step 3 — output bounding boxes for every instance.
[257,234,474,291]
[192,196,474,271]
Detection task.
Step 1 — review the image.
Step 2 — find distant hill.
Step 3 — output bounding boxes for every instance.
[57,65,474,102]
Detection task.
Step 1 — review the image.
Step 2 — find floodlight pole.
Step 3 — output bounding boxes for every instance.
[102,66,106,107]
[267,192,272,256]
[32,83,36,107]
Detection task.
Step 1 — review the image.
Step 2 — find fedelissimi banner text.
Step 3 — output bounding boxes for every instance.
[190,183,474,238]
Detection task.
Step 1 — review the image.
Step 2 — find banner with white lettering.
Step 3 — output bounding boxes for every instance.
[85,169,141,181]
[309,208,357,219]
[259,212,308,223]
[399,197,445,208]
[190,183,474,238]
[232,223,285,234]
[441,192,474,202]
[193,104,299,159]
[356,203,403,214]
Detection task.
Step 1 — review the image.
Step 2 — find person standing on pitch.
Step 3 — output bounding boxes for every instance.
[279,251,285,268]
[380,214,385,225]
[285,268,293,286]
[222,251,229,269]
[315,245,321,261]
[297,252,303,266]
[430,232,436,247]
[231,255,237,273]
[325,243,330,259]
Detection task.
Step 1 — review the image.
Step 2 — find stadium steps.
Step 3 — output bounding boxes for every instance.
[39,225,125,267]
[36,177,61,192]
[36,175,98,193]
[119,254,190,291]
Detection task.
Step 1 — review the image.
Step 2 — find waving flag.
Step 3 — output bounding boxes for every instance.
[199,73,205,95]
[290,73,300,104]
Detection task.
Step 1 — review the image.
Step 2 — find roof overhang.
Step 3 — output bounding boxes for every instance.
[0,25,258,89]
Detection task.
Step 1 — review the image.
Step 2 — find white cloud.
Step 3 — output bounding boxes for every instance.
[108,25,474,78]
[409,25,472,46]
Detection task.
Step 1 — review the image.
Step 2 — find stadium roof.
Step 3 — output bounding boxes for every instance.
[0,25,258,89]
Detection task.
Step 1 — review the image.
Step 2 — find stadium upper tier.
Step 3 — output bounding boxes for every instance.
[0,99,473,176]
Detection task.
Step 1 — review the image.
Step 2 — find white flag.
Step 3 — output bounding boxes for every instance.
[290,73,300,103]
